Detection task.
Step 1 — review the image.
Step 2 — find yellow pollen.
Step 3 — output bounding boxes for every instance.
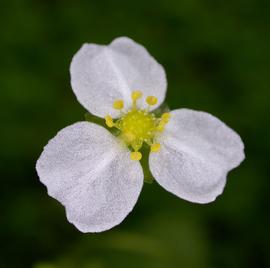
[105,115,114,128]
[157,121,166,131]
[161,112,171,122]
[132,90,143,101]
[104,90,170,160]
[151,143,161,152]
[146,96,158,106]
[157,126,164,132]
[130,151,142,161]
[157,112,171,131]
[113,99,124,110]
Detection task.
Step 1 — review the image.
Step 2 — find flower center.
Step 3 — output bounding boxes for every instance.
[120,110,156,142]
[104,90,170,161]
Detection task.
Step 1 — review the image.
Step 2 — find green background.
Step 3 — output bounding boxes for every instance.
[1,0,269,267]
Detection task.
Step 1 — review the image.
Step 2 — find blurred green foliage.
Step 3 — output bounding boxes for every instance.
[0,0,269,267]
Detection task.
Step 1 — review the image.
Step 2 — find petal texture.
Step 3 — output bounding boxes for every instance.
[70,37,167,118]
[149,109,245,204]
[36,122,143,232]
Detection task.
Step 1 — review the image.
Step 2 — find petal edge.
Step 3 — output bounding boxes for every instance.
[149,108,245,203]
[70,37,167,118]
[36,122,144,232]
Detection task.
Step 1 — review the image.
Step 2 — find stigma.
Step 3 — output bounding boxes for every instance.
[105,90,170,161]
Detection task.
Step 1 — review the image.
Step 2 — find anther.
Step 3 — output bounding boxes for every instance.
[151,143,161,152]
[113,100,124,110]
[105,115,114,128]
[130,151,142,161]
[161,112,171,123]
[132,90,143,101]
[146,96,158,106]
[156,119,164,130]
[157,113,170,131]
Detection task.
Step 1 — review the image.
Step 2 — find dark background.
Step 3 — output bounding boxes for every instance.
[1,0,269,267]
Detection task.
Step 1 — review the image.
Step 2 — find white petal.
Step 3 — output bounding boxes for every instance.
[149,109,245,204]
[70,37,167,118]
[36,122,143,232]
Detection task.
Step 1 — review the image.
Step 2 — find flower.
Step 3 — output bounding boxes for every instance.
[36,37,245,233]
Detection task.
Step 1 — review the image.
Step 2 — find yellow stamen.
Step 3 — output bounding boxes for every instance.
[151,143,161,152]
[157,121,166,132]
[132,90,142,101]
[161,112,171,122]
[104,91,170,161]
[105,115,114,128]
[131,139,143,151]
[146,96,158,106]
[157,113,171,131]
[130,151,142,161]
[113,99,124,110]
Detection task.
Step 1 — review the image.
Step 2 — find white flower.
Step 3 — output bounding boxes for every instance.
[36,37,245,233]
